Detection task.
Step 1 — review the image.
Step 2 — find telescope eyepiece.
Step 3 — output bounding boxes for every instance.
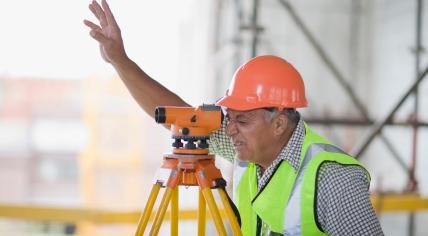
[155,107,166,123]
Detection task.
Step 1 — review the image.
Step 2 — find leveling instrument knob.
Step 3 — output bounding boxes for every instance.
[198,139,209,149]
[185,139,197,149]
[172,139,183,148]
[181,127,190,135]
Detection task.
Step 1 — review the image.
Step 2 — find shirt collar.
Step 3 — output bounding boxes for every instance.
[256,118,305,188]
[276,118,305,171]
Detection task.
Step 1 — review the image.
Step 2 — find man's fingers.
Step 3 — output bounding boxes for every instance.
[101,0,118,27]
[92,0,108,28]
[90,30,109,44]
[88,3,100,20]
[83,20,102,31]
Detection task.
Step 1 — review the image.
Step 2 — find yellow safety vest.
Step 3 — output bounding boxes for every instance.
[235,123,369,235]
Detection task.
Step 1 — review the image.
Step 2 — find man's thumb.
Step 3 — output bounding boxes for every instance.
[90,30,108,44]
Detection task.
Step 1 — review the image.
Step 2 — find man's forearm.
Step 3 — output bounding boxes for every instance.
[112,58,190,118]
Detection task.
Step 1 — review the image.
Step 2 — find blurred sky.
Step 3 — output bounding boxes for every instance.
[0,0,195,80]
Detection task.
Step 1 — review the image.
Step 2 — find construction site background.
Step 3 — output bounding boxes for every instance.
[0,0,427,235]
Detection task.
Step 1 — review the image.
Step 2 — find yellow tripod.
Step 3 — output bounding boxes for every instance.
[134,153,242,236]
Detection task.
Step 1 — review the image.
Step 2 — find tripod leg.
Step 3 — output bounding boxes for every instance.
[149,186,174,236]
[197,188,206,236]
[201,188,227,236]
[135,183,161,236]
[217,188,242,236]
[171,186,179,236]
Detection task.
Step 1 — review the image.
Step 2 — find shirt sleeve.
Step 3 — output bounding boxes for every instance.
[208,118,236,163]
[316,162,384,236]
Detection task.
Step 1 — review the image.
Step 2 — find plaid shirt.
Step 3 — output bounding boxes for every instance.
[209,115,383,235]
[256,119,304,191]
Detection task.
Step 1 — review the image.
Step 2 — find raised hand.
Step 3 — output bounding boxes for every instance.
[83,0,190,117]
[84,0,128,64]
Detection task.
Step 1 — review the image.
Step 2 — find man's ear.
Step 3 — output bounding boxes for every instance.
[273,114,288,136]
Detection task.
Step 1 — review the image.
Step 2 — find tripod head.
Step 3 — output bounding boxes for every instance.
[155,104,223,155]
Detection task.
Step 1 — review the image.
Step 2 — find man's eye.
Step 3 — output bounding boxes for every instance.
[237,120,247,124]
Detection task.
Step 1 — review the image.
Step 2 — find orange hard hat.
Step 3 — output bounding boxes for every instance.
[216,55,308,111]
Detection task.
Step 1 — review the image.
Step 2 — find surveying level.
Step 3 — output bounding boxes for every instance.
[135,104,242,236]
[154,104,223,155]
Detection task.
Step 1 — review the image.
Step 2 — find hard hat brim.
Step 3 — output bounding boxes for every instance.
[216,94,308,111]
[215,95,269,111]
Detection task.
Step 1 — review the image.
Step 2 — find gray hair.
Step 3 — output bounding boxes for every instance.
[263,108,300,127]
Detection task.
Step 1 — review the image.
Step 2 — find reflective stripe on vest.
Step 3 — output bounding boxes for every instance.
[284,143,347,236]
[234,123,368,236]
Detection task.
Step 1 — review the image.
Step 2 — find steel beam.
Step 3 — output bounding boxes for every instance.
[0,197,426,224]
[306,118,428,127]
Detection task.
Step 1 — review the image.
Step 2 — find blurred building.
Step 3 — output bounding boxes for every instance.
[0,78,83,205]
[0,76,152,235]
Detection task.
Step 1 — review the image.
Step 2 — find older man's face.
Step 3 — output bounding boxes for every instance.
[225,108,276,165]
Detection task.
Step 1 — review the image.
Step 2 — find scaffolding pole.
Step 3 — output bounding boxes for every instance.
[277,0,409,172]
[250,0,261,57]
[352,64,428,158]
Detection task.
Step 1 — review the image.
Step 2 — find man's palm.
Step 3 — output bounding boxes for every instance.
[84,0,127,64]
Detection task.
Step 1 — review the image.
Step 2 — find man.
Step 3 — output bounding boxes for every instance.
[84,1,384,235]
